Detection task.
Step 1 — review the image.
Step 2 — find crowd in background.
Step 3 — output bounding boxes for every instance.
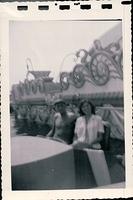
[10,102,80,136]
[10,100,125,156]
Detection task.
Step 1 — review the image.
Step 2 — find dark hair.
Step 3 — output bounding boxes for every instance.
[79,100,95,115]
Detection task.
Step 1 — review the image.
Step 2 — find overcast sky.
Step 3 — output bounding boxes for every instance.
[9,20,120,87]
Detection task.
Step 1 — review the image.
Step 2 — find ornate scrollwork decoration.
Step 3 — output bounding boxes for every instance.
[94,40,103,50]
[60,72,70,90]
[72,64,86,88]
[76,49,88,64]
[105,40,123,78]
[89,52,111,85]
[60,38,123,90]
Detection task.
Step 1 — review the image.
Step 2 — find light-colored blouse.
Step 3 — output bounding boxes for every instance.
[74,114,104,149]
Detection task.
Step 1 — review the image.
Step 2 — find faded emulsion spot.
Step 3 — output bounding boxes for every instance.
[121,1,131,5]
[80,4,91,10]
[101,4,112,9]
[17,6,28,11]
[38,5,49,10]
[59,5,70,10]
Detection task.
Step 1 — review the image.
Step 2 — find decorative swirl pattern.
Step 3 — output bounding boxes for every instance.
[76,49,88,64]
[59,37,123,90]
[72,64,86,88]
[106,41,123,78]
[60,72,70,90]
[89,52,111,85]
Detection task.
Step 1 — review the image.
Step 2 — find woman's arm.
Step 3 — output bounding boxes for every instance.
[90,116,104,146]
[89,132,103,146]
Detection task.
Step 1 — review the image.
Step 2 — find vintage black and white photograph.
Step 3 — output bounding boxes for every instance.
[10,20,125,190]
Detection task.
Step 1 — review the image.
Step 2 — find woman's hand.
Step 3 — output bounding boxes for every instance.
[72,141,92,149]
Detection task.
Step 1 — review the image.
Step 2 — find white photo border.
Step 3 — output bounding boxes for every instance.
[0,1,132,199]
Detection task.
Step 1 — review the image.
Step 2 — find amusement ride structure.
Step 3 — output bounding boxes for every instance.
[9,22,123,108]
[10,23,125,190]
[11,27,123,107]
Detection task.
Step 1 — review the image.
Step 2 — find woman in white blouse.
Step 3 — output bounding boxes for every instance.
[72,100,111,186]
[73,100,104,149]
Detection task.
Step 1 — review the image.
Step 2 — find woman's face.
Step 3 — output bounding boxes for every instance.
[81,102,92,116]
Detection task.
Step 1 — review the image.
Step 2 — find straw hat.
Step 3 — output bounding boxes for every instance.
[53,98,66,106]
